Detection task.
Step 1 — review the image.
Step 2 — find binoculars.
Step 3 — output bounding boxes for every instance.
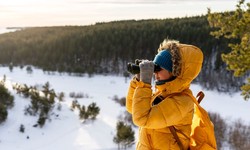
[127,59,161,74]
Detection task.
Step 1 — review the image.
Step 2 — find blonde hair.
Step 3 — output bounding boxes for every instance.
[158,39,182,76]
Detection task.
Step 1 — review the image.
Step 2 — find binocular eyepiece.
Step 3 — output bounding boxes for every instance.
[127,59,161,74]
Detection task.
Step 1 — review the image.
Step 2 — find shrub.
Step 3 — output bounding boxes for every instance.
[209,112,227,149]
[112,95,126,107]
[69,92,84,98]
[19,124,25,133]
[26,66,33,74]
[71,100,80,110]
[228,119,250,150]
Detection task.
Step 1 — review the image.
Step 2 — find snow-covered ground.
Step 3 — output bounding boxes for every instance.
[0,66,249,150]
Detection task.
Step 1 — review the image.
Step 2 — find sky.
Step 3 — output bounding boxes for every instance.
[1,0,249,27]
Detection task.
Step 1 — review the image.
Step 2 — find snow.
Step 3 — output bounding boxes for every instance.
[0,66,250,150]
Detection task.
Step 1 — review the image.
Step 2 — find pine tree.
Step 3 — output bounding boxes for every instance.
[0,104,8,124]
[208,0,250,100]
[42,82,51,98]
[79,105,88,120]
[0,84,14,108]
[87,102,100,120]
[113,121,135,149]
[58,92,65,102]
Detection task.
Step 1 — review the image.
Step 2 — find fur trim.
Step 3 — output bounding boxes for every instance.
[158,39,182,76]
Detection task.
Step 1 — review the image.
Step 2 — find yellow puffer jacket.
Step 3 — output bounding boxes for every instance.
[126,44,203,150]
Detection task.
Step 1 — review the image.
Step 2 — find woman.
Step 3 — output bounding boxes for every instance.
[126,39,203,149]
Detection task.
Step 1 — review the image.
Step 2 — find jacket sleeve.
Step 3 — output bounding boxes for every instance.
[132,84,194,129]
[126,77,139,114]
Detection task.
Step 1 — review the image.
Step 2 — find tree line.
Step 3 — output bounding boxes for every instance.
[0,15,245,93]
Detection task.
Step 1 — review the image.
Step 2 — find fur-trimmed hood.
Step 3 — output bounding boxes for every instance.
[156,40,203,94]
[157,40,182,77]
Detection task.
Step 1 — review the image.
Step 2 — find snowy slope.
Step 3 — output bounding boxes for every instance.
[0,66,250,150]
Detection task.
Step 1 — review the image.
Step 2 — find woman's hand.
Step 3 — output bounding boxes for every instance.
[139,60,154,84]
